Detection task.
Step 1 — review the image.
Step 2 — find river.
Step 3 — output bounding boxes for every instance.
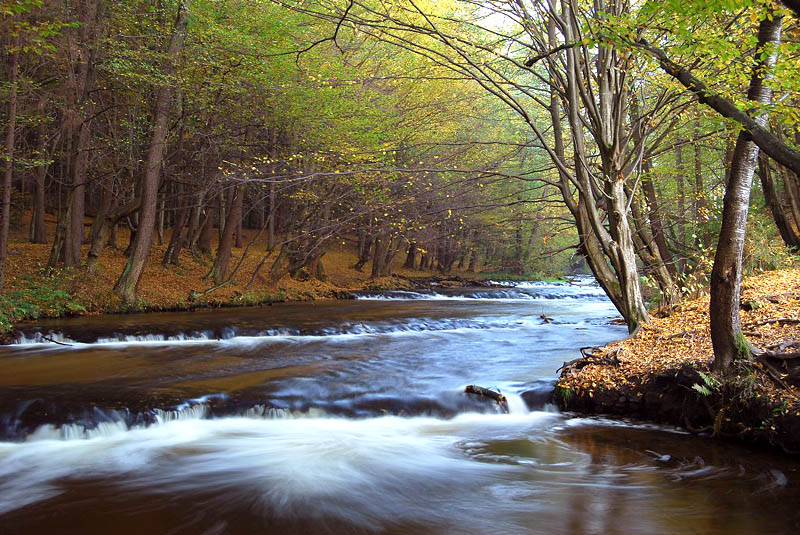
[0,279,798,534]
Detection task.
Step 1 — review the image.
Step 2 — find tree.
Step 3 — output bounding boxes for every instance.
[285,0,691,331]
[0,29,19,290]
[709,10,783,371]
[113,0,189,304]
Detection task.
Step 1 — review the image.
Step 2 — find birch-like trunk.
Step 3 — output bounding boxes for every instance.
[710,12,783,371]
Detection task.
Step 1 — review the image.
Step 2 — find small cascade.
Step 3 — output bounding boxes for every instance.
[242,404,291,419]
[5,384,556,443]
[24,420,130,441]
[504,393,530,415]
[152,404,209,424]
[355,281,607,302]
[14,331,78,345]
[11,316,560,348]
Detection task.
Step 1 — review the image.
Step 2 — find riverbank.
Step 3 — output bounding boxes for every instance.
[0,218,516,338]
[556,268,800,454]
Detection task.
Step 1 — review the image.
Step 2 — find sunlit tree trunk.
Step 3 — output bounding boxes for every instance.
[710,12,782,372]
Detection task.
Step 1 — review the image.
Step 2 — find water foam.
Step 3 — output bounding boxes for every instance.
[0,412,557,522]
[11,316,560,348]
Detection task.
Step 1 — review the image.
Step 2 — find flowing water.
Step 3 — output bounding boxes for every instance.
[0,279,798,534]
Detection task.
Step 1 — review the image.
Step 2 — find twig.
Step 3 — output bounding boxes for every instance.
[758,350,800,360]
[667,328,699,339]
[42,335,73,346]
[746,318,800,328]
[766,340,800,352]
[765,292,798,303]
[756,358,795,391]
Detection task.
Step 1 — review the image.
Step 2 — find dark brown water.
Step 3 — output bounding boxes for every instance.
[1,280,798,534]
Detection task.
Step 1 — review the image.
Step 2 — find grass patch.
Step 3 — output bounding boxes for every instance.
[0,268,86,332]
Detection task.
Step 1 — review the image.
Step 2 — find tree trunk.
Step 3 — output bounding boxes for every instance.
[370,235,389,278]
[163,184,189,265]
[198,208,213,256]
[217,191,225,244]
[86,198,140,272]
[694,120,711,248]
[156,198,165,246]
[783,165,800,235]
[30,97,48,244]
[710,12,782,372]
[208,185,241,284]
[234,190,244,249]
[675,145,686,249]
[65,0,102,266]
[404,242,417,269]
[113,1,189,304]
[0,37,18,290]
[759,155,800,251]
[353,230,373,272]
[607,178,650,331]
[642,161,677,279]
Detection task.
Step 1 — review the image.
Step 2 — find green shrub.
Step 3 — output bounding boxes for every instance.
[0,268,86,332]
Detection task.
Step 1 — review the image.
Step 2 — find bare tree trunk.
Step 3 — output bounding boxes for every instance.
[267,182,276,252]
[217,191,225,245]
[113,1,189,304]
[156,198,165,246]
[234,189,244,249]
[31,163,47,244]
[370,235,389,278]
[693,120,710,248]
[86,197,140,272]
[65,0,102,266]
[198,208,213,256]
[710,12,782,372]
[0,36,18,290]
[404,242,417,269]
[639,153,677,281]
[208,185,241,284]
[783,165,800,234]
[163,183,189,265]
[671,145,685,249]
[30,97,48,244]
[66,121,90,264]
[759,155,800,251]
[353,230,373,271]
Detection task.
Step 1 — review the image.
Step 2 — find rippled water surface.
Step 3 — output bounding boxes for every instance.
[1,279,799,534]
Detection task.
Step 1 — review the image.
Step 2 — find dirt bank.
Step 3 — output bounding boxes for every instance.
[556,268,800,454]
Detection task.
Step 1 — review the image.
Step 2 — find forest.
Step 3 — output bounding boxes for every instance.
[3,0,800,370]
[4,2,800,531]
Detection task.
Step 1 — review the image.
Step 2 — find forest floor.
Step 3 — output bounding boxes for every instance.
[557,267,800,454]
[0,214,492,336]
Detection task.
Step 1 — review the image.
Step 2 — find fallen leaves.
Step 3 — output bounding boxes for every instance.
[558,268,800,412]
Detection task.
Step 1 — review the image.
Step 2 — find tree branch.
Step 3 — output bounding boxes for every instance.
[634,38,800,175]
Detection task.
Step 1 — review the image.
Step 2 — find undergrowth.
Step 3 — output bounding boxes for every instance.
[0,268,86,332]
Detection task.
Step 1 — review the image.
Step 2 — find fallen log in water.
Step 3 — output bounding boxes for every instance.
[465,385,509,413]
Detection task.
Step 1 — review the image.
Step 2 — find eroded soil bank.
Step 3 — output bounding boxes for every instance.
[556,268,800,454]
